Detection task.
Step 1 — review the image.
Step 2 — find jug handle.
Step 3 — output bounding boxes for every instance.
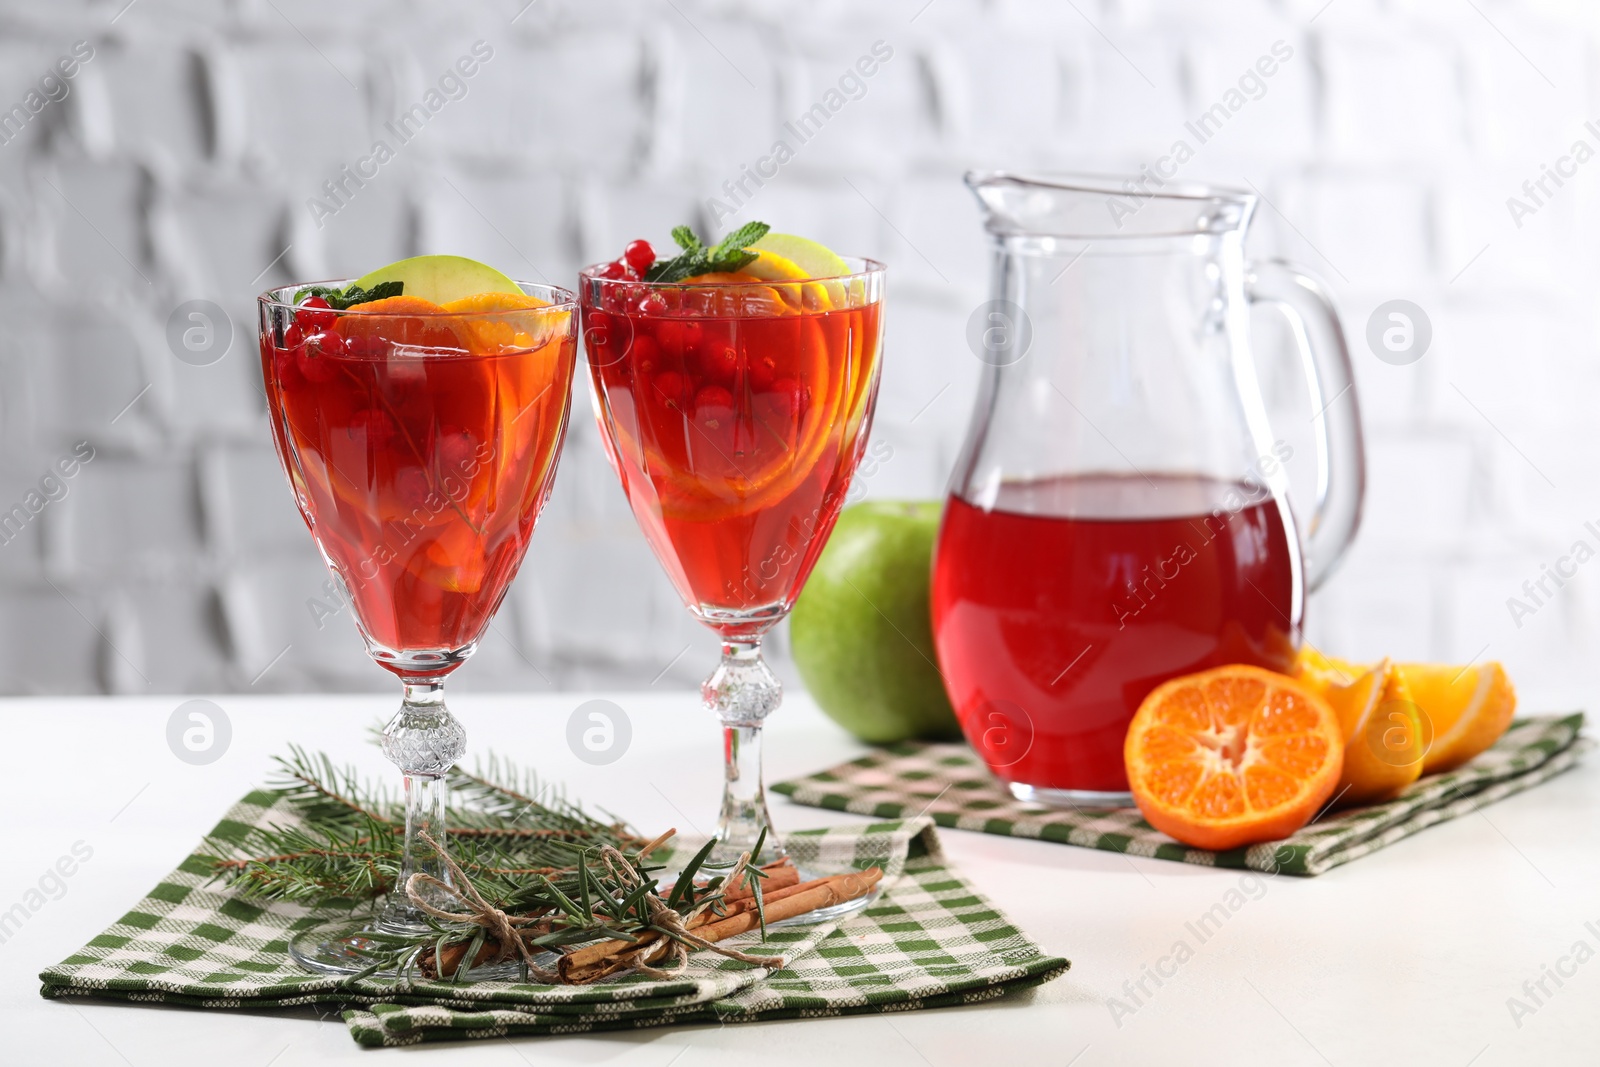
[1244,260,1366,592]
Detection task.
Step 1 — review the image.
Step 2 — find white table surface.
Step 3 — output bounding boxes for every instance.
[5,689,1596,1065]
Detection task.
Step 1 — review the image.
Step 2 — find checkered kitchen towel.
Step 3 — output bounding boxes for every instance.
[772,713,1589,877]
[40,792,1067,1047]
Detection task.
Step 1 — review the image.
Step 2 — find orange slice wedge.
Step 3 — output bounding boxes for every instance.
[609,311,843,525]
[1322,659,1425,806]
[1125,665,1344,851]
[1292,645,1362,696]
[1294,649,1517,775]
[1403,661,1517,773]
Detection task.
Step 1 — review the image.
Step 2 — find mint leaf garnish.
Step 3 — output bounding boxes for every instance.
[292,280,404,310]
[645,222,770,283]
[670,225,702,254]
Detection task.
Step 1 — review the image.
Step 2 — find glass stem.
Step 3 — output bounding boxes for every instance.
[377,680,466,933]
[704,638,784,866]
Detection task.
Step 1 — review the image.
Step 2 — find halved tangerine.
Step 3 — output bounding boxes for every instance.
[1125,664,1344,851]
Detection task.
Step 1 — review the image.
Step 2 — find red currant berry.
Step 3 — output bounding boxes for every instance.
[295,295,336,331]
[695,384,733,412]
[344,330,386,359]
[771,377,806,419]
[652,371,687,407]
[346,408,397,450]
[296,329,343,383]
[623,239,655,275]
[698,345,738,382]
[628,333,659,367]
[284,322,306,349]
[599,261,627,280]
[749,353,777,389]
[653,320,683,353]
[436,425,478,474]
[395,467,432,511]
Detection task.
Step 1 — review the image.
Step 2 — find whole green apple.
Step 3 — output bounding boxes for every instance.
[789,501,961,743]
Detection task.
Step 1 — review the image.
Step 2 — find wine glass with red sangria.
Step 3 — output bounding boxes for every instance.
[582,224,885,889]
[258,256,578,973]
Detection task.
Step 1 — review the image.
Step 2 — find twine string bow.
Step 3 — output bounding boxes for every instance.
[405,830,562,982]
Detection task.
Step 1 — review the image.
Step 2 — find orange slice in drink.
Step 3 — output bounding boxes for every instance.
[337,295,462,350]
[613,276,851,524]
[653,324,839,522]
[440,290,564,353]
[1125,665,1345,851]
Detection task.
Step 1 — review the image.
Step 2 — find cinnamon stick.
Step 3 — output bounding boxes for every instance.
[693,867,881,942]
[557,867,882,983]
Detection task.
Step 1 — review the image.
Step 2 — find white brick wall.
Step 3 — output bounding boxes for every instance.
[0,0,1596,715]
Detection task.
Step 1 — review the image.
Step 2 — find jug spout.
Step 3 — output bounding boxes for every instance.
[965,171,1254,239]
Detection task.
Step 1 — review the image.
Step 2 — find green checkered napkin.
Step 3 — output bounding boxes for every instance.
[772,713,1589,876]
[40,793,1067,1048]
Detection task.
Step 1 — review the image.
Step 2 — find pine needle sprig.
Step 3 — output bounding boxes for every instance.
[204,747,645,913]
[200,746,819,985]
[271,745,398,828]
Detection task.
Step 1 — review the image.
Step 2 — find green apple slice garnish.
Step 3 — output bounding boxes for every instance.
[750,233,850,278]
[353,254,521,305]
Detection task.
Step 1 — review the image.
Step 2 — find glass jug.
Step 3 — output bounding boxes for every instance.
[932,172,1365,806]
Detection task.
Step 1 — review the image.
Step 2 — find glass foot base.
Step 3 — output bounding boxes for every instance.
[1008,782,1135,809]
[288,920,524,981]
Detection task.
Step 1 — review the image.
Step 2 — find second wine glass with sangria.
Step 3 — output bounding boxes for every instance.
[582,223,885,898]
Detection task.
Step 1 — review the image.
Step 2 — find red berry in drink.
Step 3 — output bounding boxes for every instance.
[680,321,703,349]
[695,385,734,422]
[695,384,733,407]
[623,239,655,275]
[395,467,432,511]
[653,371,687,407]
[599,261,627,280]
[698,345,738,382]
[628,333,659,369]
[296,329,343,383]
[654,319,683,353]
[771,377,806,419]
[437,425,478,474]
[342,326,386,359]
[296,295,336,331]
[346,408,397,450]
[284,322,306,350]
[749,352,777,389]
